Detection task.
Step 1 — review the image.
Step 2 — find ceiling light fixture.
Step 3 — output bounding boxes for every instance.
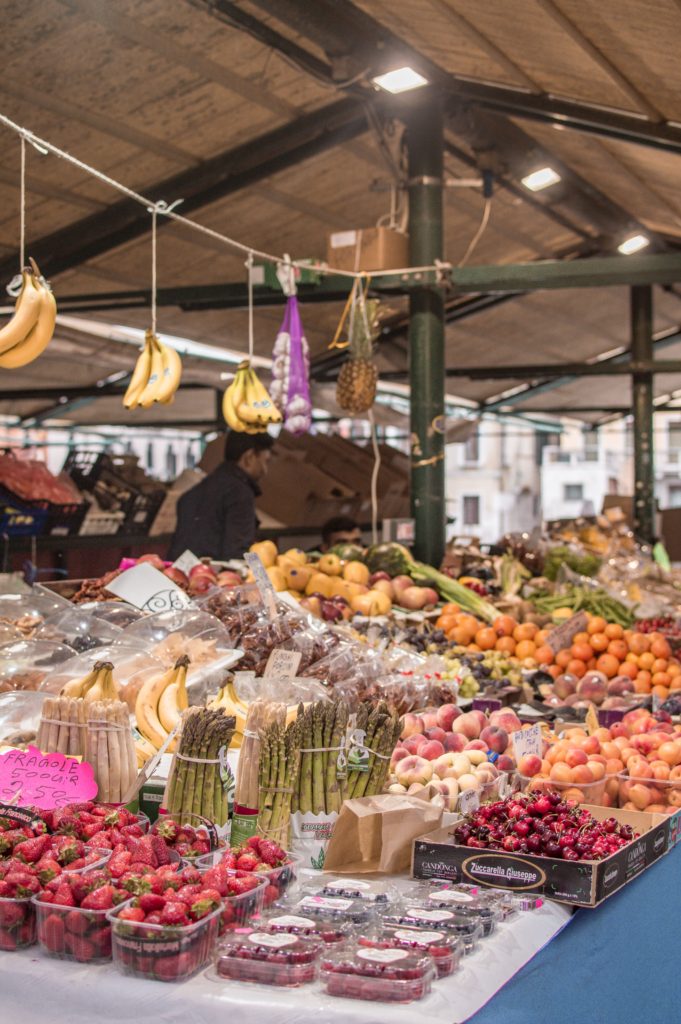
[521,167,561,191]
[372,66,428,94]
[617,234,649,255]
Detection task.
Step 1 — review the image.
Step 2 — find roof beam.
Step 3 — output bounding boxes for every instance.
[446,360,681,379]
[449,253,681,292]
[0,97,369,283]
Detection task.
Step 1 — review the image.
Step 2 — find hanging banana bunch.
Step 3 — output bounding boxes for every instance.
[222,359,282,433]
[123,329,182,408]
[0,258,57,369]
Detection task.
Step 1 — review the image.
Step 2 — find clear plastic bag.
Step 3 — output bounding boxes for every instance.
[0,639,76,693]
[80,600,146,629]
[38,644,166,713]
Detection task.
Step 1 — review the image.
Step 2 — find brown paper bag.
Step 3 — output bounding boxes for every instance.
[322,794,443,875]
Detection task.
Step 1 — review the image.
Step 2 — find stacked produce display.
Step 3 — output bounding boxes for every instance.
[0,519,679,1005]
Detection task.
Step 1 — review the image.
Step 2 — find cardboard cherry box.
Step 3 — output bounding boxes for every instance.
[412,806,679,908]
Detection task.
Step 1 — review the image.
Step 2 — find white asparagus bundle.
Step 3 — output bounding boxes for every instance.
[234,700,286,812]
[86,699,137,804]
[36,696,86,756]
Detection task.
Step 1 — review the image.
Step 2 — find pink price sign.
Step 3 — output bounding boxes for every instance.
[0,745,98,809]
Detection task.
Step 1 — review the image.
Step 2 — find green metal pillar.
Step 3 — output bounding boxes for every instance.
[631,284,655,542]
[406,94,445,566]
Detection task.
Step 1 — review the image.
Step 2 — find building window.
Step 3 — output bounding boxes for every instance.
[464,429,479,463]
[669,485,681,509]
[583,430,599,461]
[462,495,480,526]
[564,483,583,501]
[669,423,681,461]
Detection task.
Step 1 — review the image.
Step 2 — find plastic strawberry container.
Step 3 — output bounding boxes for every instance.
[0,895,36,951]
[258,909,350,945]
[358,924,463,979]
[518,772,608,807]
[196,849,300,905]
[216,877,268,935]
[304,875,396,905]
[320,946,435,1003]
[378,905,484,954]
[287,894,378,927]
[63,846,112,874]
[212,928,323,986]
[34,895,129,963]
[108,902,223,982]
[476,888,544,917]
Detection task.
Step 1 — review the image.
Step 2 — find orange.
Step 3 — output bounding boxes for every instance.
[587,616,607,635]
[589,632,609,652]
[671,677,681,691]
[628,633,650,655]
[534,645,555,665]
[607,639,628,662]
[448,626,474,645]
[652,672,671,689]
[605,623,624,640]
[619,660,638,680]
[555,649,572,668]
[467,643,481,653]
[475,627,497,651]
[634,675,651,694]
[596,653,620,678]
[651,637,672,660]
[513,623,538,642]
[535,629,550,646]
[515,639,537,660]
[625,651,640,664]
[457,613,481,633]
[495,636,516,654]
[566,658,587,678]
[651,658,669,675]
[638,652,655,671]
[572,631,591,646]
[667,662,681,677]
[652,684,670,701]
[548,664,561,679]
[571,642,594,663]
[493,615,517,637]
[440,603,461,616]
[436,614,458,632]
[587,657,598,671]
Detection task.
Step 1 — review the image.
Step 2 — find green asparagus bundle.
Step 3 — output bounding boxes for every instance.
[165,708,235,825]
[345,700,401,800]
[257,710,303,848]
[291,699,349,818]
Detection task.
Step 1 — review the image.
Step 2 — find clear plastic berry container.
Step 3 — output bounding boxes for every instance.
[304,875,396,905]
[481,888,544,917]
[108,902,223,982]
[617,773,681,813]
[0,895,36,950]
[378,905,484,954]
[196,849,300,905]
[320,946,435,1003]
[34,894,129,963]
[519,773,608,807]
[212,928,322,986]
[287,894,378,927]
[418,889,502,937]
[217,877,268,935]
[258,909,350,945]
[358,924,463,979]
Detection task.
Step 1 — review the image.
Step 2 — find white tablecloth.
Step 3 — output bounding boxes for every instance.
[2,900,572,1024]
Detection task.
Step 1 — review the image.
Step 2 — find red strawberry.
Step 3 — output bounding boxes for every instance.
[40,912,65,952]
[65,910,89,935]
[130,837,156,867]
[120,824,144,839]
[179,865,202,884]
[160,901,189,926]
[88,925,111,957]
[144,911,164,926]
[195,887,222,905]
[117,905,145,923]
[228,875,260,896]
[189,839,211,856]
[258,840,285,866]
[51,884,76,907]
[81,885,116,911]
[190,897,218,921]
[153,818,179,843]
[53,836,83,865]
[150,836,171,866]
[108,851,132,878]
[200,868,228,895]
[155,953,192,981]
[0,881,11,898]
[67,934,95,962]
[263,884,280,905]
[245,836,262,853]
[235,853,260,872]
[80,822,105,840]
[5,871,40,897]
[15,835,51,863]
[35,858,62,884]
[139,893,165,914]
[0,902,25,928]
[220,852,238,870]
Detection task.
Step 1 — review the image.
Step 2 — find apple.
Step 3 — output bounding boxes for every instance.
[371,578,395,600]
[188,575,216,595]
[452,712,482,740]
[400,713,425,739]
[391,575,413,594]
[425,726,447,744]
[436,704,461,731]
[443,732,467,753]
[137,553,166,570]
[480,725,509,754]
[189,563,217,579]
[402,734,427,756]
[420,740,446,761]
[395,755,433,787]
[163,567,188,587]
[397,586,429,610]
[419,587,439,606]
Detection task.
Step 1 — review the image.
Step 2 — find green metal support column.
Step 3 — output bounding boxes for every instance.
[406,94,445,565]
[631,285,655,542]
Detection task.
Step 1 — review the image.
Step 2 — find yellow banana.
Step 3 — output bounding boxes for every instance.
[0,269,42,354]
[123,331,153,408]
[83,662,119,703]
[60,663,101,699]
[155,340,182,404]
[157,656,190,734]
[135,736,157,768]
[222,362,249,432]
[237,368,281,426]
[135,663,175,748]
[136,333,165,407]
[0,276,57,369]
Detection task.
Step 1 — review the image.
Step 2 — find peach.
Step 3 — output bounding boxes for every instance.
[628,757,653,779]
[670,765,681,781]
[452,712,482,740]
[468,709,488,732]
[450,753,473,778]
[576,735,601,755]
[517,754,543,778]
[400,713,425,739]
[601,742,621,760]
[630,733,662,755]
[464,739,488,752]
[425,727,447,744]
[606,777,620,800]
[593,727,613,744]
[658,741,681,766]
[390,744,410,765]
[421,712,439,731]
[457,773,481,792]
[570,764,596,785]
[669,789,681,807]
[554,674,578,699]
[489,710,522,734]
[387,782,407,795]
[436,704,461,731]
[628,783,652,810]
[438,777,460,811]
[565,748,588,768]
[420,740,446,761]
[610,722,629,739]
[496,754,516,772]
[576,675,607,705]
[480,725,509,754]
[588,753,607,766]
[443,733,467,753]
[549,762,572,783]
[587,760,606,781]
[466,749,489,766]
[429,753,457,777]
[402,734,427,756]
[394,755,433,787]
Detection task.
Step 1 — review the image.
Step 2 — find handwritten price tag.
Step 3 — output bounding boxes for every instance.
[513,724,543,761]
[264,648,302,679]
[244,552,278,618]
[458,789,480,814]
[106,563,192,613]
[0,746,97,809]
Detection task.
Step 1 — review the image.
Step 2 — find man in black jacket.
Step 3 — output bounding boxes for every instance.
[168,431,274,561]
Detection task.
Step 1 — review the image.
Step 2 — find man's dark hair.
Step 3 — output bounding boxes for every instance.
[322,515,360,545]
[223,430,275,462]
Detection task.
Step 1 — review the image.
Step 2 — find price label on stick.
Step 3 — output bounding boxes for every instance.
[513,724,543,761]
[545,611,589,655]
[0,746,98,809]
[244,552,278,618]
[172,549,202,574]
[263,648,302,679]
[459,789,480,814]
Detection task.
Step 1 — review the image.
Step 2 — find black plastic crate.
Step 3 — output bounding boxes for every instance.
[62,450,109,490]
[121,490,165,534]
[44,498,90,537]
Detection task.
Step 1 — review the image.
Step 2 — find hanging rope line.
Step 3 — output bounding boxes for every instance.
[18,135,26,271]
[0,110,452,285]
[246,251,255,360]
[150,205,158,336]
